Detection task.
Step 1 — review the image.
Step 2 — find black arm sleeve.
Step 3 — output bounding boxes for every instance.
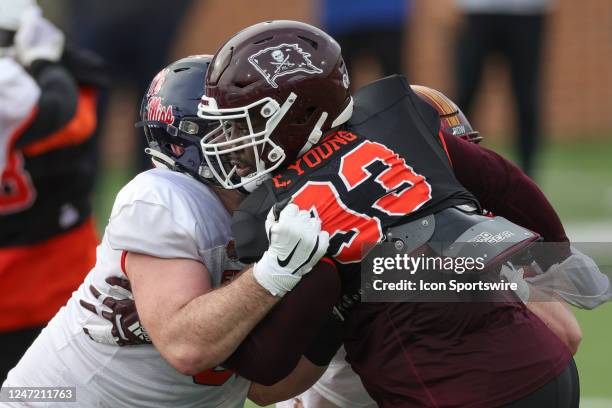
[303,313,344,366]
[444,134,569,244]
[445,134,571,267]
[14,60,78,148]
[222,260,341,385]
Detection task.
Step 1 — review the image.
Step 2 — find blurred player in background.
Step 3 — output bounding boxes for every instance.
[454,0,553,176]
[67,0,193,173]
[0,0,106,380]
[319,0,411,90]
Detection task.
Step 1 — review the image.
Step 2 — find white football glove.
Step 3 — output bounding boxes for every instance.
[253,203,330,297]
[14,7,64,67]
[500,263,530,304]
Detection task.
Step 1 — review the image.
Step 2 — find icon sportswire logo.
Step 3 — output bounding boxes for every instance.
[248,43,323,88]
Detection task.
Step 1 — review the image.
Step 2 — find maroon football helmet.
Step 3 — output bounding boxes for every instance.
[198,20,353,189]
[411,85,482,144]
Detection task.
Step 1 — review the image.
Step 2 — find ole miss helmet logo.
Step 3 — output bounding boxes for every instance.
[248,43,323,88]
[146,97,174,124]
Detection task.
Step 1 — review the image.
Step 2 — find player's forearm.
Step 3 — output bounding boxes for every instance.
[248,356,326,406]
[223,261,341,385]
[130,204,329,375]
[159,267,280,375]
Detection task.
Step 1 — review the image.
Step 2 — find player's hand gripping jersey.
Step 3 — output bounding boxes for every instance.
[233,77,571,407]
[3,168,250,408]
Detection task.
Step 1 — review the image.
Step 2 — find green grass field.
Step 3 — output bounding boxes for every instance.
[93,138,612,406]
[492,138,612,223]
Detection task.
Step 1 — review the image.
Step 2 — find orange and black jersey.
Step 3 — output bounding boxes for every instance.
[230,77,572,406]
[0,59,102,247]
[233,76,479,265]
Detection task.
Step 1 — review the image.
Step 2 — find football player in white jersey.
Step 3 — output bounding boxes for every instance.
[1,55,332,408]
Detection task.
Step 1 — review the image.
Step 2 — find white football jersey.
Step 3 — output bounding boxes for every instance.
[3,168,250,407]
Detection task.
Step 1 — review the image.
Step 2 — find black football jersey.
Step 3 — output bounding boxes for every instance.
[233,76,479,269]
[233,77,572,407]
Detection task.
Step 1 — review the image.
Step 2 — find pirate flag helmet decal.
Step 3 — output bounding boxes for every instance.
[248,43,323,88]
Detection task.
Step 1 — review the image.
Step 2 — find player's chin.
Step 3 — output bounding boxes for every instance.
[235,166,254,178]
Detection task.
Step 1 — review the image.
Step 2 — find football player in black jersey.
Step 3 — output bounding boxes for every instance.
[198,20,581,407]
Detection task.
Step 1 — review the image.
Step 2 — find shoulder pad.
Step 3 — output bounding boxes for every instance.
[349,74,439,136]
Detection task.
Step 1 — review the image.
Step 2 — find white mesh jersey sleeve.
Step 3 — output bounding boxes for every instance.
[106,168,233,262]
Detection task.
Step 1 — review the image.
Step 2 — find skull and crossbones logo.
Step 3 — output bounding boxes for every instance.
[248,43,323,88]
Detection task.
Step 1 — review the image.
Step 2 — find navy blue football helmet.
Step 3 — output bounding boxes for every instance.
[136,55,222,184]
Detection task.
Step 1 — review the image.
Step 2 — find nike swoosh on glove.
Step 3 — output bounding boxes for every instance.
[253,203,330,296]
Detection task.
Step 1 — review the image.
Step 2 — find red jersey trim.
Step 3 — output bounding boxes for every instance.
[120,250,128,276]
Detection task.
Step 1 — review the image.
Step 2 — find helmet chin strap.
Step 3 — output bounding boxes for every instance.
[296,97,354,157]
[240,173,270,193]
[267,92,297,131]
[227,93,293,187]
[297,111,328,157]
[145,147,176,168]
[332,97,354,127]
